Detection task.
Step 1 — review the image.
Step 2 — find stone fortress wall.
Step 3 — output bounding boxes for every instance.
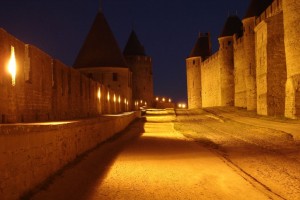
[186,56,202,109]
[233,36,247,108]
[0,112,140,200]
[0,27,140,199]
[0,29,130,124]
[125,55,154,108]
[0,10,153,199]
[255,9,286,116]
[201,52,220,107]
[187,0,300,119]
[283,0,300,119]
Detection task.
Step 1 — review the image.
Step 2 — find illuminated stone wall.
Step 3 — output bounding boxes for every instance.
[0,29,138,200]
[255,12,286,116]
[0,28,130,123]
[283,0,300,119]
[0,112,140,200]
[218,36,235,106]
[233,37,247,108]
[186,56,202,109]
[77,67,132,112]
[255,22,268,115]
[125,55,154,108]
[241,17,257,111]
[200,42,234,108]
[186,0,296,118]
[0,28,26,123]
[201,53,221,107]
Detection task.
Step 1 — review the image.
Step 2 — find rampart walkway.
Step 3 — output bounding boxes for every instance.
[30,109,273,200]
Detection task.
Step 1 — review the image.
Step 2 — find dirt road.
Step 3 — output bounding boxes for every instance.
[30,109,274,200]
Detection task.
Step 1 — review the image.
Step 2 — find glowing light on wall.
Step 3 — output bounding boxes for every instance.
[124,98,128,111]
[107,91,110,101]
[8,46,17,86]
[140,100,143,104]
[97,87,101,101]
[156,97,159,101]
[162,98,166,102]
[178,103,186,109]
[118,95,121,103]
[169,98,172,103]
[113,94,116,103]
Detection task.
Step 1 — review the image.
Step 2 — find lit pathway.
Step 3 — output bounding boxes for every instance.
[204,107,300,140]
[32,110,269,200]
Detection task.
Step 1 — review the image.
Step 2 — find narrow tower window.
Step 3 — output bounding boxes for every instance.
[113,73,118,81]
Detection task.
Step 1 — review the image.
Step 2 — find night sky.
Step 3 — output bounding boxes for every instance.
[0,0,249,103]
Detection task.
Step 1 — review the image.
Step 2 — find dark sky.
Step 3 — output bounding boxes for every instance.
[0,0,249,103]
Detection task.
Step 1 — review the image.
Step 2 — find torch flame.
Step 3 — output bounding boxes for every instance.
[8,46,16,86]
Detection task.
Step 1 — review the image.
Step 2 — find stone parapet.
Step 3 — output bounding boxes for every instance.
[0,111,140,200]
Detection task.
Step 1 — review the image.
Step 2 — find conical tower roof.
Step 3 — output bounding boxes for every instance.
[244,0,273,18]
[189,33,211,60]
[220,15,243,38]
[73,11,127,68]
[124,30,146,56]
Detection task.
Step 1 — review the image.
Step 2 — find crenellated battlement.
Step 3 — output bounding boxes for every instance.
[125,55,152,63]
[202,51,219,65]
[233,36,244,48]
[0,28,130,123]
[255,0,282,25]
[187,0,290,113]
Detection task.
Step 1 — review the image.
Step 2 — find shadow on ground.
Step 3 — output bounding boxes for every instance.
[24,118,146,200]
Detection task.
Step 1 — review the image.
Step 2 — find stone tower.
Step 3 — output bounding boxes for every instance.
[241,0,273,110]
[186,33,211,109]
[234,0,273,110]
[254,1,287,117]
[283,0,300,119]
[124,30,154,107]
[218,15,243,106]
[73,10,132,111]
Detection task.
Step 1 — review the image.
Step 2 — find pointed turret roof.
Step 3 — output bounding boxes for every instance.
[244,0,273,18]
[73,11,127,68]
[124,30,146,56]
[220,15,243,38]
[189,33,211,60]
